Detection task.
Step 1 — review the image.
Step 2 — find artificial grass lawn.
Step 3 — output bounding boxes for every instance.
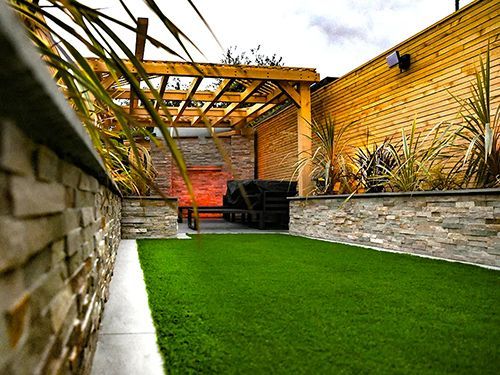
[137,234,499,374]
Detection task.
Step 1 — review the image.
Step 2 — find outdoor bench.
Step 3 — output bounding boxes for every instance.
[187,207,261,230]
[178,205,223,223]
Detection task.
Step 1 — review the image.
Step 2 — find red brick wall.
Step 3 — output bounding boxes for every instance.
[171,166,231,207]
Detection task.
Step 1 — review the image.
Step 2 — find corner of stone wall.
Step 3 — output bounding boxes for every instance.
[121,196,178,239]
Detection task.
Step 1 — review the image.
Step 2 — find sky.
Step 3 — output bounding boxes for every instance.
[80,0,475,79]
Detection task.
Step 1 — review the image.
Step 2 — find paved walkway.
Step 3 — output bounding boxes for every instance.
[91,240,164,375]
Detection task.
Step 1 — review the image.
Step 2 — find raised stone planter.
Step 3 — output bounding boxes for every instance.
[121,196,178,238]
[289,189,500,268]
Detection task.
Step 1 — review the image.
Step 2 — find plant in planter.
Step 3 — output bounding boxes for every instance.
[452,47,500,188]
[353,138,396,193]
[381,120,460,192]
[293,117,355,195]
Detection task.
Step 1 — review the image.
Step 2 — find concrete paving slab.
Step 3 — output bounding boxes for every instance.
[91,240,164,375]
[91,333,163,375]
[178,218,288,234]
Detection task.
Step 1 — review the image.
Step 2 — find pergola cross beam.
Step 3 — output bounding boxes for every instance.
[88,58,319,82]
[155,74,170,111]
[211,80,263,127]
[191,78,233,126]
[173,76,202,123]
[276,81,301,106]
[110,87,273,104]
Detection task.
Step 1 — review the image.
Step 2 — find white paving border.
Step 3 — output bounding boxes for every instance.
[91,240,164,375]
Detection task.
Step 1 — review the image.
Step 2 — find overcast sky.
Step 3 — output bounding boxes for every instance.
[83,0,475,79]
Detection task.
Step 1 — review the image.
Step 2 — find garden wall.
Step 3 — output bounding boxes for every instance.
[121,196,178,239]
[289,189,500,267]
[151,134,254,207]
[0,4,121,374]
[256,0,499,180]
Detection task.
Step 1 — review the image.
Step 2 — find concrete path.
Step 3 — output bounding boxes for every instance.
[91,240,164,375]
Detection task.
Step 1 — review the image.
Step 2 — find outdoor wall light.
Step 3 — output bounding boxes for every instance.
[386,51,411,72]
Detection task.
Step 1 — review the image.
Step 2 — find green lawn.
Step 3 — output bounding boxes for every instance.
[137,234,499,374]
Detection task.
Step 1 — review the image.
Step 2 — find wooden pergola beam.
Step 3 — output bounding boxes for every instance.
[155,75,169,111]
[110,87,273,104]
[100,74,117,90]
[129,17,148,113]
[191,78,233,125]
[88,58,320,82]
[174,77,202,123]
[276,81,301,106]
[110,119,231,128]
[297,82,312,195]
[232,85,285,129]
[211,80,263,127]
[126,106,249,118]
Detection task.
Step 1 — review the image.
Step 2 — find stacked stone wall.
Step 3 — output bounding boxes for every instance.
[290,190,500,267]
[121,197,178,239]
[0,122,121,373]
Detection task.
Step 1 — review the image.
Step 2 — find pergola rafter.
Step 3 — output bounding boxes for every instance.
[95,60,319,132]
[191,78,233,126]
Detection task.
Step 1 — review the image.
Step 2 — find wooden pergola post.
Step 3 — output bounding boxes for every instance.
[297,82,312,196]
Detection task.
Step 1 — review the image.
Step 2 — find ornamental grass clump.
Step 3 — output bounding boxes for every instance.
[353,138,396,193]
[293,117,355,195]
[381,120,460,192]
[452,47,500,188]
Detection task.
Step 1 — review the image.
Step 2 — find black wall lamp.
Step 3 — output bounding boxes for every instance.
[386,51,411,72]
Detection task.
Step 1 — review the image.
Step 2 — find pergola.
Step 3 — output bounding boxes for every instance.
[87,19,320,195]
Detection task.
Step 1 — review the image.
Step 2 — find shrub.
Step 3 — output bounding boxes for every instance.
[354,139,396,193]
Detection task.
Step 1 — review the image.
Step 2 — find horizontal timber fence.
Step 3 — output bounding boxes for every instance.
[0,3,121,374]
[289,189,500,268]
[256,0,500,180]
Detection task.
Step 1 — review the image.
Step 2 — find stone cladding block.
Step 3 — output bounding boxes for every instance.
[0,121,34,176]
[36,146,59,182]
[10,176,66,217]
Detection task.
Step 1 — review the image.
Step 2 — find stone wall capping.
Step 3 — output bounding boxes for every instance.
[289,188,500,201]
